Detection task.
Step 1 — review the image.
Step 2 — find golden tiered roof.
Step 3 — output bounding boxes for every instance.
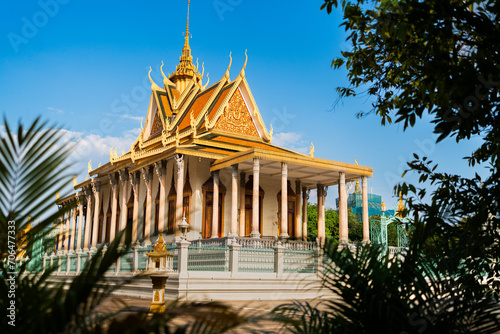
[73,1,373,192]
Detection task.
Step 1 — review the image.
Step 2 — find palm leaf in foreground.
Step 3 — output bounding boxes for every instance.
[273,236,500,333]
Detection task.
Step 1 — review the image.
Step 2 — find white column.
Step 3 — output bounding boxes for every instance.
[64,208,71,252]
[142,167,153,245]
[58,211,64,252]
[91,181,101,250]
[239,172,246,237]
[280,163,289,239]
[174,154,184,237]
[109,174,119,243]
[230,165,238,237]
[70,208,77,252]
[338,172,348,244]
[211,170,219,238]
[83,188,92,251]
[130,172,140,244]
[118,170,129,236]
[76,197,84,250]
[302,188,309,241]
[295,180,302,239]
[154,161,167,234]
[362,176,370,244]
[251,159,260,238]
[317,184,325,243]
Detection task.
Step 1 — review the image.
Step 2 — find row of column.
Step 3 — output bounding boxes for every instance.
[56,154,188,253]
[211,158,369,244]
[56,155,370,251]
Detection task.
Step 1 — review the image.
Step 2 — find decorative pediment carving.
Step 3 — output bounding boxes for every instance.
[213,89,259,137]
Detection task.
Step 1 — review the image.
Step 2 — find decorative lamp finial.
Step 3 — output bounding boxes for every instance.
[73,175,77,187]
[309,142,314,157]
[355,156,358,165]
[178,213,189,240]
[88,159,92,174]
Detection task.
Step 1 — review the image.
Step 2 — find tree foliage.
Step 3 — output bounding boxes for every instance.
[320,0,500,292]
[274,1,500,332]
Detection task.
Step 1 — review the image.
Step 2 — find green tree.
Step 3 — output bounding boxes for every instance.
[325,208,339,240]
[274,1,500,332]
[321,0,500,293]
[306,203,318,238]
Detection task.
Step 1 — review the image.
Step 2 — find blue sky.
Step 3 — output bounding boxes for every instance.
[0,0,486,210]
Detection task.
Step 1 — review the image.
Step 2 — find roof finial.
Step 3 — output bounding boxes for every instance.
[148,66,161,91]
[185,0,190,47]
[224,52,232,81]
[169,0,200,86]
[239,49,248,79]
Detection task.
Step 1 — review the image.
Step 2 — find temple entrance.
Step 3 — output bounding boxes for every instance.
[203,191,224,238]
[202,176,226,238]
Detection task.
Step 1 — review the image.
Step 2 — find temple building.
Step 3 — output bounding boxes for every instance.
[54,2,373,255]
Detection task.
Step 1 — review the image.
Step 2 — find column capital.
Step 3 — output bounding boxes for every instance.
[174,154,184,168]
[109,173,118,188]
[303,187,310,200]
[118,169,129,183]
[253,158,260,172]
[231,164,238,177]
[281,162,287,176]
[129,172,140,199]
[154,160,166,179]
[141,166,153,184]
[91,180,100,195]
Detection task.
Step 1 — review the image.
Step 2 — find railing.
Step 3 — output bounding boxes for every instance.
[187,244,229,271]
[284,248,317,273]
[120,252,133,272]
[36,237,323,276]
[239,247,275,273]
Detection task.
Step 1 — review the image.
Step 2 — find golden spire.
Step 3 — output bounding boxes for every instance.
[185,0,190,47]
[169,0,201,89]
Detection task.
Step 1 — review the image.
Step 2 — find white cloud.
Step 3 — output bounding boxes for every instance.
[272,132,310,155]
[106,113,142,122]
[47,107,65,114]
[62,129,139,183]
